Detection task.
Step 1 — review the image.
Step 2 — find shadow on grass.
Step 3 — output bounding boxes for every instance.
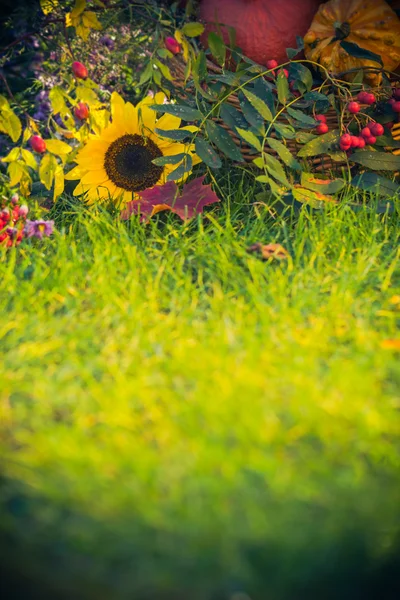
[1,477,399,600]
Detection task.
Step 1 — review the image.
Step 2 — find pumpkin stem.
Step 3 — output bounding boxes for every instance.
[333,21,351,40]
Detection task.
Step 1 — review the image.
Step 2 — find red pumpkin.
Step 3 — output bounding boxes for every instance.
[200,0,323,66]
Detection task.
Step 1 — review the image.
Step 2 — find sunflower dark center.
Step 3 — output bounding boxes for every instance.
[104,134,163,192]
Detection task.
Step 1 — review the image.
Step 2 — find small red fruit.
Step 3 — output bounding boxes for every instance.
[369,122,384,137]
[164,37,181,55]
[361,127,371,139]
[392,101,400,113]
[357,91,368,103]
[74,102,89,120]
[385,122,394,130]
[266,59,278,70]
[357,137,366,149]
[364,93,376,105]
[30,135,46,153]
[72,61,88,79]
[350,135,360,148]
[340,141,351,151]
[315,114,327,123]
[365,136,376,145]
[348,101,360,114]
[316,123,329,135]
[340,134,352,146]
[388,98,396,106]
[278,68,289,78]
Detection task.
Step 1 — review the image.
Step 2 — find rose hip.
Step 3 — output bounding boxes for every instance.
[30,135,46,153]
[348,101,360,114]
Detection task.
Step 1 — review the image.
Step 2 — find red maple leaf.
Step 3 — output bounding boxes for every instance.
[120,176,220,222]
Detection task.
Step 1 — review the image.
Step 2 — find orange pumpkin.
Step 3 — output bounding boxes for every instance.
[304,0,400,85]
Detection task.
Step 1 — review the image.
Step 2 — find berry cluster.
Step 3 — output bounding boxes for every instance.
[0,194,29,247]
[0,194,54,247]
[339,121,385,151]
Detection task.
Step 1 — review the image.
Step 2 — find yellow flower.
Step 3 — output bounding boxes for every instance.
[65,92,201,206]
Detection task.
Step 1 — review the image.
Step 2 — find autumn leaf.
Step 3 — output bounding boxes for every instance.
[246,243,289,261]
[380,339,400,350]
[120,176,220,222]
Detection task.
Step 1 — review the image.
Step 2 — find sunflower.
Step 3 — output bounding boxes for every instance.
[65,92,201,206]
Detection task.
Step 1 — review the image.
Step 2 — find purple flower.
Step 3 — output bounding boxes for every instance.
[100,35,115,50]
[33,110,46,121]
[37,90,48,101]
[24,220,54,240]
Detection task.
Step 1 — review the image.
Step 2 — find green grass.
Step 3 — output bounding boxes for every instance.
[1,174,400,599]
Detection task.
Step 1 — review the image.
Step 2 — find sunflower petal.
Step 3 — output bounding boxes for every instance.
[80,170,109,186]
[111,91,126,129]
[123,102,139,135]
[156,113,182,131]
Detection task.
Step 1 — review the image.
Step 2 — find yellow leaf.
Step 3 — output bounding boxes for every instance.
[292,186,337,209]
[46,139,72,156]
[53,165,64,200]
[20,173,32,197]
[21,149,38,170]
[1,147,20,163]
[0,95,10,110]
[90,108,110,135]
[49,86,68,115]
[70,0,86,18]
[40,0,59,14]
[82,11,102,30]
[0,109,22,142]
[65,12,72,27]
[76,24,90,41]
[75,85,99,104]
[39,154,56,190]
[8,161,25,186]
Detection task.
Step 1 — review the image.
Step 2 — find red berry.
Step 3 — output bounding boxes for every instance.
[339,141,351,151]
[369,122,384,137]
[315,114,327,123]
[278,68,289,78]
[385,121,394,130]
[365,136,376,145]
[392,101,400,113]
[19,205,29,217]
[74,102,89,120]
[340,134,352,146]
[316,123,329,135]
[266,59,278,69]
[164,37,181,55]
[348,101,360,114]
[350,135,360,148]
[357,137,366,149]
[72,61,88,79]
[361,127,371,139]
[30,135,46,153]
[393,88,400,100]
[357,91,368,103]
[388,98,396,106]
[364,93,376,105]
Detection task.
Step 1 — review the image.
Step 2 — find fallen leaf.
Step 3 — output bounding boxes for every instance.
[120,176,220,222]
[246,243,289,261]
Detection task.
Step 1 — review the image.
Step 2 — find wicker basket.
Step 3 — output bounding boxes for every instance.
[168,55,399,173]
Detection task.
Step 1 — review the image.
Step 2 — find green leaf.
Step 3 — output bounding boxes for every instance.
[262,153,291,188]
[220,103,248,131]
[301,173,346,194]
[236,128,262,152]
[192,50,207,82]
[350,151,400,171]
[154,60,174,82]
[206,121,243,162]
[138,62,153,86]
[297,130,340,157]
[150,104,202,121]
[155,128,194,142]
[266,138,301,171]
[152,153,186,166]
[351,172,400,198]
[287,107,317,127]
[243,89,273,122]
[166,161,189,182]
[53,164,64,201]
[274,123,296,140]
[40,0,58,14]
[340,41,383,67]
[374,134,400,149]
[207,32,226,67]
[277,72,290,105]
[289,63,313,93]
[195,137,222,169]
[181,22,205,37]
[239,93,265,134]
